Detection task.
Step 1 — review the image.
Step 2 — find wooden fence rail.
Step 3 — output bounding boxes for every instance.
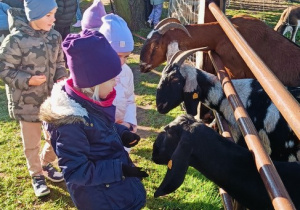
[207,1,299,209]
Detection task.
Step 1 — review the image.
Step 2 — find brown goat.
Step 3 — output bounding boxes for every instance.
[140,16,300,87]
[274,5,300,42]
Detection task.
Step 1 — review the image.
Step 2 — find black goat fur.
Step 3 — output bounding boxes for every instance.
[152,114,300,210]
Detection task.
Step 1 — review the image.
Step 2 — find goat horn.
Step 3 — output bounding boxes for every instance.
[154,17,181,30]
[171,47,210,66]
[168,50,184,64]
[157,22,192,38]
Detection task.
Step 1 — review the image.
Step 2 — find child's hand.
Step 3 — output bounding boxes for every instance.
[28,75,46,86]
[56,76,67,83]
[118,121,137,133]
[121,131,140,147]
[120,121,131,129]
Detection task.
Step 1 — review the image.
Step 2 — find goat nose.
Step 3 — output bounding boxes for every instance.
[140,64,150,73]
[140,62,152,73]
[139,64,145,72]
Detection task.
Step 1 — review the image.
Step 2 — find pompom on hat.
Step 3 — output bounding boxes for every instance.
[99,14,134,53]
[62,30,121,88]
[81,0,107,31]
[24,0,57,21]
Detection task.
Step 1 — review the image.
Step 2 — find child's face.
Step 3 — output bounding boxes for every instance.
[117,52,131,66]
[98,77,117,99]
[30,7,57,31]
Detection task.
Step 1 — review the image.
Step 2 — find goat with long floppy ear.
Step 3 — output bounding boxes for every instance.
[156,47,209,116]
[140,18,192,73]
[156,48,300,162]
[154,131,193,198]
[274,5,300,42]
[152,114,300,209]
[140,16,300,87]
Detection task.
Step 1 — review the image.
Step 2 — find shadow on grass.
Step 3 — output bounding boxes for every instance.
[146,197,221,210]
[40,181,75,208]
[137,106,176,129]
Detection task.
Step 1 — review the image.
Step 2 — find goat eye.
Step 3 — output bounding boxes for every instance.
[171,77,179,83]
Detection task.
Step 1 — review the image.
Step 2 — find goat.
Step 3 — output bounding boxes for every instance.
[152,114,300,210]
[156,49,300,162]
[140,16,300,87]
[274,5,300,43]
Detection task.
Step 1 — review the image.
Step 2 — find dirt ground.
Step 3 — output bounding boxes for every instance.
[132,65,161,139]
[102,0,110,5]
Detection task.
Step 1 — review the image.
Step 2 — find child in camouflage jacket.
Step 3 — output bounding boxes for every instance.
[0,0,68,197]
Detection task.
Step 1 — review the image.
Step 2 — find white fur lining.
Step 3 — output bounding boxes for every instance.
[49,82,88,118]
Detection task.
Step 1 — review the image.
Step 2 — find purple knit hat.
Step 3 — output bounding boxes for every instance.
[81,0,107,31]
[62,30,121,88]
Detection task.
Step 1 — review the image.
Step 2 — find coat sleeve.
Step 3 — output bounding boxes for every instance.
[115,123,130,137]
[55,123,123,186]
[53,35,68,82]
[0,35,31,90]
[122,64,137,126]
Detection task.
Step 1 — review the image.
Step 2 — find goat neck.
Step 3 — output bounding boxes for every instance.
[183,23,223,50]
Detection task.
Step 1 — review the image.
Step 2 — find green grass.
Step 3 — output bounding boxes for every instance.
[226,5,300,44]
[0,1,295,209]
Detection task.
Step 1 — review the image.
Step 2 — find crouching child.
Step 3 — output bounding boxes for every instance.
[39,30,147,210]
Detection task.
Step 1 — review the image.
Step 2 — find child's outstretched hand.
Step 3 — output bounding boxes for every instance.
[117,121,137,133]
[29,75,46,86]
[121,131,140,148]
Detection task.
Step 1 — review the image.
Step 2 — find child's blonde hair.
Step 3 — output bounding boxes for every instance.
[81,85,101,101]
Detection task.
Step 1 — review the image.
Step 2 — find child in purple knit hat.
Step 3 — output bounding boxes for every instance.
[81,0,106,31]
[99,14,138,153]
[40,30,147,210]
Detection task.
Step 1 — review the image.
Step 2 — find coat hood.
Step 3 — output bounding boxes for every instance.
[40,82,88,126]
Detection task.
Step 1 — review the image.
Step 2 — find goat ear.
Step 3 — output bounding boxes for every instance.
[154,132,192,198]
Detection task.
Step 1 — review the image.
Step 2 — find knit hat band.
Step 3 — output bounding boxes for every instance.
[24,0,57,21]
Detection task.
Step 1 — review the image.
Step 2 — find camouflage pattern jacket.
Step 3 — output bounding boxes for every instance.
[0,8,68,122]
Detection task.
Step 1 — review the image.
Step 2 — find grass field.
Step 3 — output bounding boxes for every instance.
[0,1,298,209]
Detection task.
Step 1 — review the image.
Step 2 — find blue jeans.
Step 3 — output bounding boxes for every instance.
[148,3,163,25]
[76,0,82,21]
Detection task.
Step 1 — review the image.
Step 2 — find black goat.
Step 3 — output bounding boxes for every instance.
[156,49,300,162]
[152,114,300,210]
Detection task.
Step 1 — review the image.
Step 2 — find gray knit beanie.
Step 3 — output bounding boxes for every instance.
[24,0,57,21]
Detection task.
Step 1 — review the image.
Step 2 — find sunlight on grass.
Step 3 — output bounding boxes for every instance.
[140,81,158,89]
[0,2,288,210]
